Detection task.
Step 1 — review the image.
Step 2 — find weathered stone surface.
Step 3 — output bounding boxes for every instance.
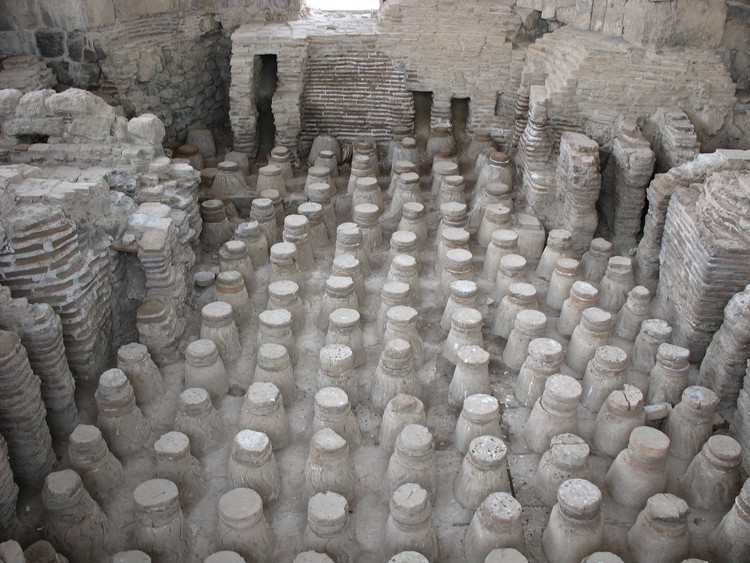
[556,132,601,256]
[698,284,750,420]
[623,0,727,48]
[15,89,55,118]
[597,122,655,254]
[34,29,65,58]
[0,89,22,117]
[47,89,115,118]
[37,0,115,30]
[654,169,750,360]
[128,114,166,146]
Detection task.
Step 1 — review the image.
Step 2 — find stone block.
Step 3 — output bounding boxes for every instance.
[68,62,102,89]
[136,50,163,83]
[34,29,65,58]
[66,116,114,142]
[65,33,100,63]
[0,90,22,118]
[186,128,216,158]
[15,89,55,118]
[46,89,115,118]
[4,118,65,137]
[0,31,38,56]
[672,0,727,48]
[128,114,166,146]
[47,61,70,85]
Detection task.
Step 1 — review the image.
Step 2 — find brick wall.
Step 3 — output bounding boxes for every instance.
[300,38,414,150]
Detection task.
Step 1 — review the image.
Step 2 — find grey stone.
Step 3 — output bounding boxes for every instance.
[34,29,65,58]
[128,114,166,146]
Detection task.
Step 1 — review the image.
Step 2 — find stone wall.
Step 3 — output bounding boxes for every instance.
[653,166,750,361]
[0,0,744,159]
[520,26,737,149]
[99,14,230,145]
[231,2,526,161]
[230,1,740,162]
[0,0,302,146]
[0,88,200,382]
[518,0,728,48]
[300,38,415,151]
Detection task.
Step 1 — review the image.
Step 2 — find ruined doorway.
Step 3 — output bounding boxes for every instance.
[412,91,433,147]
[451,97,470,152]
[256,54,278,162]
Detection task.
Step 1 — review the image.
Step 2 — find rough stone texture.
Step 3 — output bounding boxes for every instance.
[0,286,78,438]
[520,26,736,148]
[731,360,750,474]
[100,14,231,145]
[0,203,112,382]
[0,55,57,93]
[597,121,655,254]
[654,168,750,361]
[698,284,750,421]
[555,132,601,256]
[635,149,750,293]
[128,114,166,146]
[0,330,55,488]
[646,107,701,174]
[722,3,750,91]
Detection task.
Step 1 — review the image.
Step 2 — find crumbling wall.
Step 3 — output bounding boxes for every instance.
[99,14,230,145]
[518,0,728,48]
[520,26,736,149]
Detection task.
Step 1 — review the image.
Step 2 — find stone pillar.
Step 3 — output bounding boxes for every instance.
[0,331,55,488]
[0,288,78,438]
[698,284,750,420]
[653,170,750,360]
[556,132,602,256]
[598,123,655,254]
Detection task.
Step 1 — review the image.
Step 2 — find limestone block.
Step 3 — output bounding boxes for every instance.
[0,90,22,118]
[672,0,727,49]
[3,117,65,137]
[0,541,23,563]
[66,116,113,142]
[114,115,130,142]
[35,30,65,58]
[15,89,55,118]
[47,89,115,119]
[68,62,102,90]
[128,114,167,146]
